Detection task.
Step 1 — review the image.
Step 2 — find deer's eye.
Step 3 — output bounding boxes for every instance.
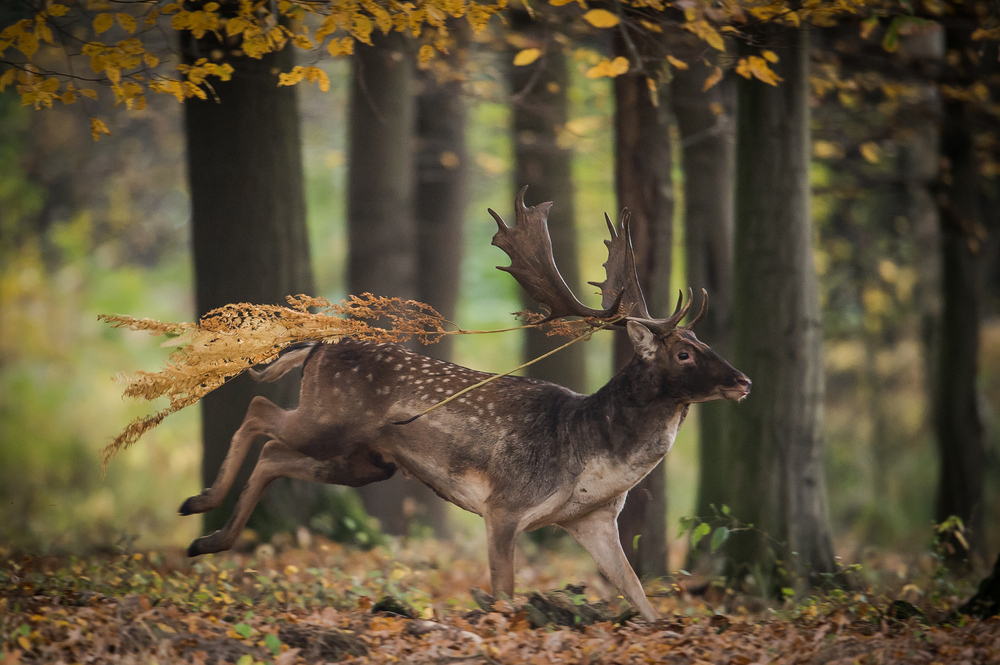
[678,352,690,361]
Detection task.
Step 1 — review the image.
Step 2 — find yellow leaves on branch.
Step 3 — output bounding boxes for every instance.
[513,48,542,66]
[684,18,725,52]
[90,117,111,141]
[92,13,115,35]
[702,66,723,91]
[582,9,619,29]
[666,55,688,70]
[735,52,783,86]
[585,56,629,79]
[278,65,331,92]
[859,141,881,163]
[0,0,509,114]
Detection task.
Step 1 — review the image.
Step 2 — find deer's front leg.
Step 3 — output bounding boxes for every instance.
[180,396,288,516]
[485,514,518,600]
[559,500,659,621]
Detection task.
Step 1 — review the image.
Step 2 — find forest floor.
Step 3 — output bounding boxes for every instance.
[2,535,998,664]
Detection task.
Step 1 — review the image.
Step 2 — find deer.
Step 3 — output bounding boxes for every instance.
[177,188,750,621]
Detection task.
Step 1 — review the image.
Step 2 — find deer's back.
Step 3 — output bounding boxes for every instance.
[293,340,588,513]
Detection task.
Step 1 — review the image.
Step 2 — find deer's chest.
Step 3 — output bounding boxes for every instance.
[522,410,685,529]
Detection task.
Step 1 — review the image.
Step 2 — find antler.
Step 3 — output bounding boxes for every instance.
[589,209,650,319]
[490,187,709,333]
[589,206,709,335]
[489,187,619,322]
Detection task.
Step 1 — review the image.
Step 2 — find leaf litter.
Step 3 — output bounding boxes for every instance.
[2,537,1000,664]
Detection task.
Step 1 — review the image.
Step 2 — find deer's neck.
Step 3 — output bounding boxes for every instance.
[577,357,689,460]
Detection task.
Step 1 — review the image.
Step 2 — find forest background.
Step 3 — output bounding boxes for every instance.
[1,0,1000,619]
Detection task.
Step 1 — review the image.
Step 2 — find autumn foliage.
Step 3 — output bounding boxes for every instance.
[1,0,926,138]
[2,539,1000,664]
[96,294,455,467]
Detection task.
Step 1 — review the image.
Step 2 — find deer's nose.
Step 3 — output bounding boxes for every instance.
[735,375,751,388]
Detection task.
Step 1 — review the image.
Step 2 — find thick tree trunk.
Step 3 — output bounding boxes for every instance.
[415,54,467,364]
[673,57,737,529]
[509,13,587,393]
[612,49,674,579]
[728,26,836,590]
[347,32,450,537]
[935,65,986,557]
[411,41,469,538]
[182,34,317,539]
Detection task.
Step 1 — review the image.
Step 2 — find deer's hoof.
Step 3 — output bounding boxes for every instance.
[178,497,197,516]
[186,540,202,557]
[179,493,212,516]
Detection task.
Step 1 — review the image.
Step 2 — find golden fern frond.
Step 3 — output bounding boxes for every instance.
[99,294,451,469]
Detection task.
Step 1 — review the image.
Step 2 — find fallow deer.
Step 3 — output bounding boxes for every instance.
[179,188,750,621]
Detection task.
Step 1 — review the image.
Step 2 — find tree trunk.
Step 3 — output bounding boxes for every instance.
[509,12,587,394]
[347,32,450,537]
[415,49,467,364]
[672,54,737,531]
[612,46,674,579]
[728,25,836,591]
[934,19,986,556]
[182,34,317,539]
[411,38,469,537]
[959,549,1000,617]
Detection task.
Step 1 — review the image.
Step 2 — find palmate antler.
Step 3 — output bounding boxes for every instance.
[489,186,707,334]
[489,187,620,322]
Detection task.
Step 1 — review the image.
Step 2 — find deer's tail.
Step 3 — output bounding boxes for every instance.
[249,342,317,382]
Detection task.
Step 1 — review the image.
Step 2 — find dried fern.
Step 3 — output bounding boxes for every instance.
[100,293,600,470]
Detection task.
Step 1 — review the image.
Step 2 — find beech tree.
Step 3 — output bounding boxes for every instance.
[671,38,737,549]
[415,37,467,365]
[183,23,319,537]
[346,31,453,537]
[508,10,589,394]
[728,24,837,588]
[934,8,990,557]
[612,31,674,578]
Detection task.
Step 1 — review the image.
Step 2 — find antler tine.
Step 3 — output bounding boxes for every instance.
[665,288,693,327]
[632,288,693,336]
[670,290,684,316]
[589,208,651,322]
[686,289,709,328]
[603,211,617,239]
[492,187,618,322]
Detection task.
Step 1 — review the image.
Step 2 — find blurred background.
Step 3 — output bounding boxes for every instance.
[1,2,998,584]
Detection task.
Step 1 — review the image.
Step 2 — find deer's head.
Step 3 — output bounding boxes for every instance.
[625,304,750,404]
[489,187,750,404]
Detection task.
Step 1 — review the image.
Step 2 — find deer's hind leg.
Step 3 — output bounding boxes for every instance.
[179,396,288,516]
[187,440,323,556]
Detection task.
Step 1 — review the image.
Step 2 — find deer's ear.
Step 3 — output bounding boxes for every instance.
[626,321,658,361]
